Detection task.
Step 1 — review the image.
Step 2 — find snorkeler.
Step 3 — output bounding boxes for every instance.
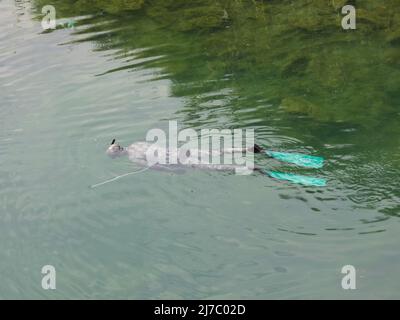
[106,139,263,172]
[103,139,326,187]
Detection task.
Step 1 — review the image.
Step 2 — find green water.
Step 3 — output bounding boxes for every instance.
[1,0,400,299]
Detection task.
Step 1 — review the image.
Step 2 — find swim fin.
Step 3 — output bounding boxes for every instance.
[265,151,324,169]
[266,171,326,187]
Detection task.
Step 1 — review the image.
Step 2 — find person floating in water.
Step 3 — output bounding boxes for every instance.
[106,139,263,173]
[99,139,326,187]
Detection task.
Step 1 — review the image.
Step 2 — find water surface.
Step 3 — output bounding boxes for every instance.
[1,0,400,299]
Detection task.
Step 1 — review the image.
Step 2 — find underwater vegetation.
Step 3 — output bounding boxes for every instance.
[32,0,400,142]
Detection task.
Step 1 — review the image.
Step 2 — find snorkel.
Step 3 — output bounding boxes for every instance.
[106,139,128,158]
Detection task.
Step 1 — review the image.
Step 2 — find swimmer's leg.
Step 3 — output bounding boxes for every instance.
[191,144,262,159]
[191,163,259,173]
[221,144,264,154]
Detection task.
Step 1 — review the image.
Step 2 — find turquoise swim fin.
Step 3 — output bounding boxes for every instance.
[266,171,326,187]
[265,151,324,169]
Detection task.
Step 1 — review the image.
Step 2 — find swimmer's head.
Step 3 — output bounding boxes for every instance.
[106,139,127,158]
